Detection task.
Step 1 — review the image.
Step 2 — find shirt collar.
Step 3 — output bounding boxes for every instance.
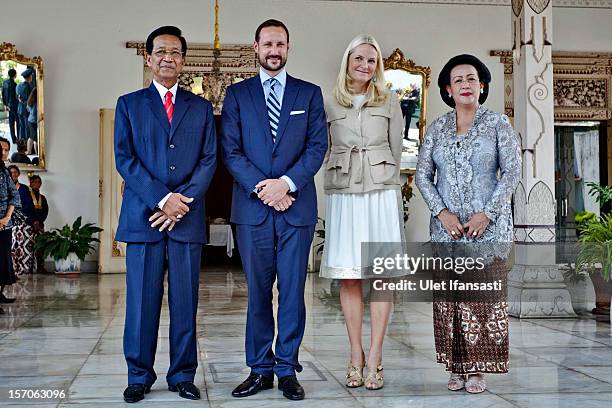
[152,79,179,103]
[259,68,287,89]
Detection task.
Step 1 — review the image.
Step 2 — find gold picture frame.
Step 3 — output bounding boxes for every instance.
[0,42,46,170]
[384,48,431,143]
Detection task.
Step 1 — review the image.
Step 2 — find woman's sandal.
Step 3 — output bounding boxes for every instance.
[465,373,486,394]
[447,373,465,391]
[345,351,365,388]
[365,364,384,390]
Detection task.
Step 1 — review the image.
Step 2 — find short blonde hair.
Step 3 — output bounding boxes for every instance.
[333,34,389,107]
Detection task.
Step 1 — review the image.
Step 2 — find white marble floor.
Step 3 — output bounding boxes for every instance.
[0,269,611,407]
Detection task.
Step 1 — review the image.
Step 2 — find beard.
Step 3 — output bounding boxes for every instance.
[258,53,287,72]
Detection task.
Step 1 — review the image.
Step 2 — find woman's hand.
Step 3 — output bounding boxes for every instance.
[437,209,463,240]
[0,217,9,229]
[463,212,490,239]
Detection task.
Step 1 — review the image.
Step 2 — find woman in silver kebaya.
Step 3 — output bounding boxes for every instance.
[416,54,521,393]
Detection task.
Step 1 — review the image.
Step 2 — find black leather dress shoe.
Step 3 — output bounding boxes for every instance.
[278,375,305,401]
[231,373,274,397]
[123,384,151,403]
[168,381,201,400]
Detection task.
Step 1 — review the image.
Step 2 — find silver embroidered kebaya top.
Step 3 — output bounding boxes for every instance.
[415,106,521,243]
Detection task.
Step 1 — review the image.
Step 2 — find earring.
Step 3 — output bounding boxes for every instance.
[448,93,452,98]
[480,89,484,94]
[372,77,377,83]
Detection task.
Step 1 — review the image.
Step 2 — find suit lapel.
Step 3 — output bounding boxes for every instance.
[273,75,299,151]
[169,88,192,141]
[145,83,171,135]
[247,76,273,150]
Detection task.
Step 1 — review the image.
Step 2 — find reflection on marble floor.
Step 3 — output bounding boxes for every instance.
[0,268,611,407]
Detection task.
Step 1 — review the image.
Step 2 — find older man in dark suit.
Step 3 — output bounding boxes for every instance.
[114,26,216,403]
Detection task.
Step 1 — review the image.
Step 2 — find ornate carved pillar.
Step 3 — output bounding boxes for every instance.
[509,0,575,317]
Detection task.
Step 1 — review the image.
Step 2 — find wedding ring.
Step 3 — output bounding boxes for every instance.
[472,231,477,236]
[451,230,456,235]
[177,214,183,219]
[164,219,171,224]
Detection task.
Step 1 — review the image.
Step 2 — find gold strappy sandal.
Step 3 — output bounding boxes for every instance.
[345,351,365,388]
[365,364,384,390]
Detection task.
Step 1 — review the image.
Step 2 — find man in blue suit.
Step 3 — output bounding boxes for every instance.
[2,69,19,143]
[114,26,216,403]
[16,69,33,141]
[222,19,327,401]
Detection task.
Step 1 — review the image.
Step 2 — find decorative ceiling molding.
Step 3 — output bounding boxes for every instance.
[309,0,612,9]
[491,50,612,121]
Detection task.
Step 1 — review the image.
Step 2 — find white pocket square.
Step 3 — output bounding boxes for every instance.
[290,110,305,115]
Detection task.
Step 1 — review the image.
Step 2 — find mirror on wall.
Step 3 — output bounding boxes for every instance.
[383,48,430,169]
[0,43,45,170]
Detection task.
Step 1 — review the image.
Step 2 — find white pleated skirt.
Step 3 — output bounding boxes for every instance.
[319,189,406,279]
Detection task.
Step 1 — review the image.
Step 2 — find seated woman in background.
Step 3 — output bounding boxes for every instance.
[10,140,32,165]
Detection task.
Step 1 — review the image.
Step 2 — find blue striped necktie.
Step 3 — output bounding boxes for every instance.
[266,78,281,143]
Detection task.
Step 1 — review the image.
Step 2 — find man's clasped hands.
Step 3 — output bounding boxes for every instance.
[149,178,294,232]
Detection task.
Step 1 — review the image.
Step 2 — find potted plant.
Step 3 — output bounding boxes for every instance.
[573,182,612,316]
[34,217,103,276]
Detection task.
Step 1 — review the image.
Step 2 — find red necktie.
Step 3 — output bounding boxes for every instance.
[164,91,174,124]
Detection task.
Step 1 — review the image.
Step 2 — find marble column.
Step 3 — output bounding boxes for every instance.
[508,0,575,317]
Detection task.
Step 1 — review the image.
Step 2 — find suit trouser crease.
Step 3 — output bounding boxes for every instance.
[124,238,201,386]
[237,212,314,378]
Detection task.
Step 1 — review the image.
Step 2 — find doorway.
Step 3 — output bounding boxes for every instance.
[554,122,605,250]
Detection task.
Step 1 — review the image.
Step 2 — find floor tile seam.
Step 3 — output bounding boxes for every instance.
[196,339,212,404]
[206,395,365,406]
[2,301,49,335]
[290,343,368,401]
[488,391,526,407]
[354,391,516,405]
[496,390,612,395]
[520,319,612,347]
[516,346,612,368]
[56,308,118,405]
[564,366,612,385]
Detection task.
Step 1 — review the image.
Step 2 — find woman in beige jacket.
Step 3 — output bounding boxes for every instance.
[319,34,405,390]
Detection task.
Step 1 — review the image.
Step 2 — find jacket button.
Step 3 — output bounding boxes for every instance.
[169,144,175,149]
[170,165,176,171]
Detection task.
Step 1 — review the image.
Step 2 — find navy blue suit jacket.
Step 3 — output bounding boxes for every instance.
[221,74,327,226]
[2,79,18,110]
[114,83,217,243]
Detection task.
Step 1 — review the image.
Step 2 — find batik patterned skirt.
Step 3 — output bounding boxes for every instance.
[11,223,36,276]
[433,259,509,374]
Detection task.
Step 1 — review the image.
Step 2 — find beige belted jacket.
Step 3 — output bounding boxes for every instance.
[323,93,404,194]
